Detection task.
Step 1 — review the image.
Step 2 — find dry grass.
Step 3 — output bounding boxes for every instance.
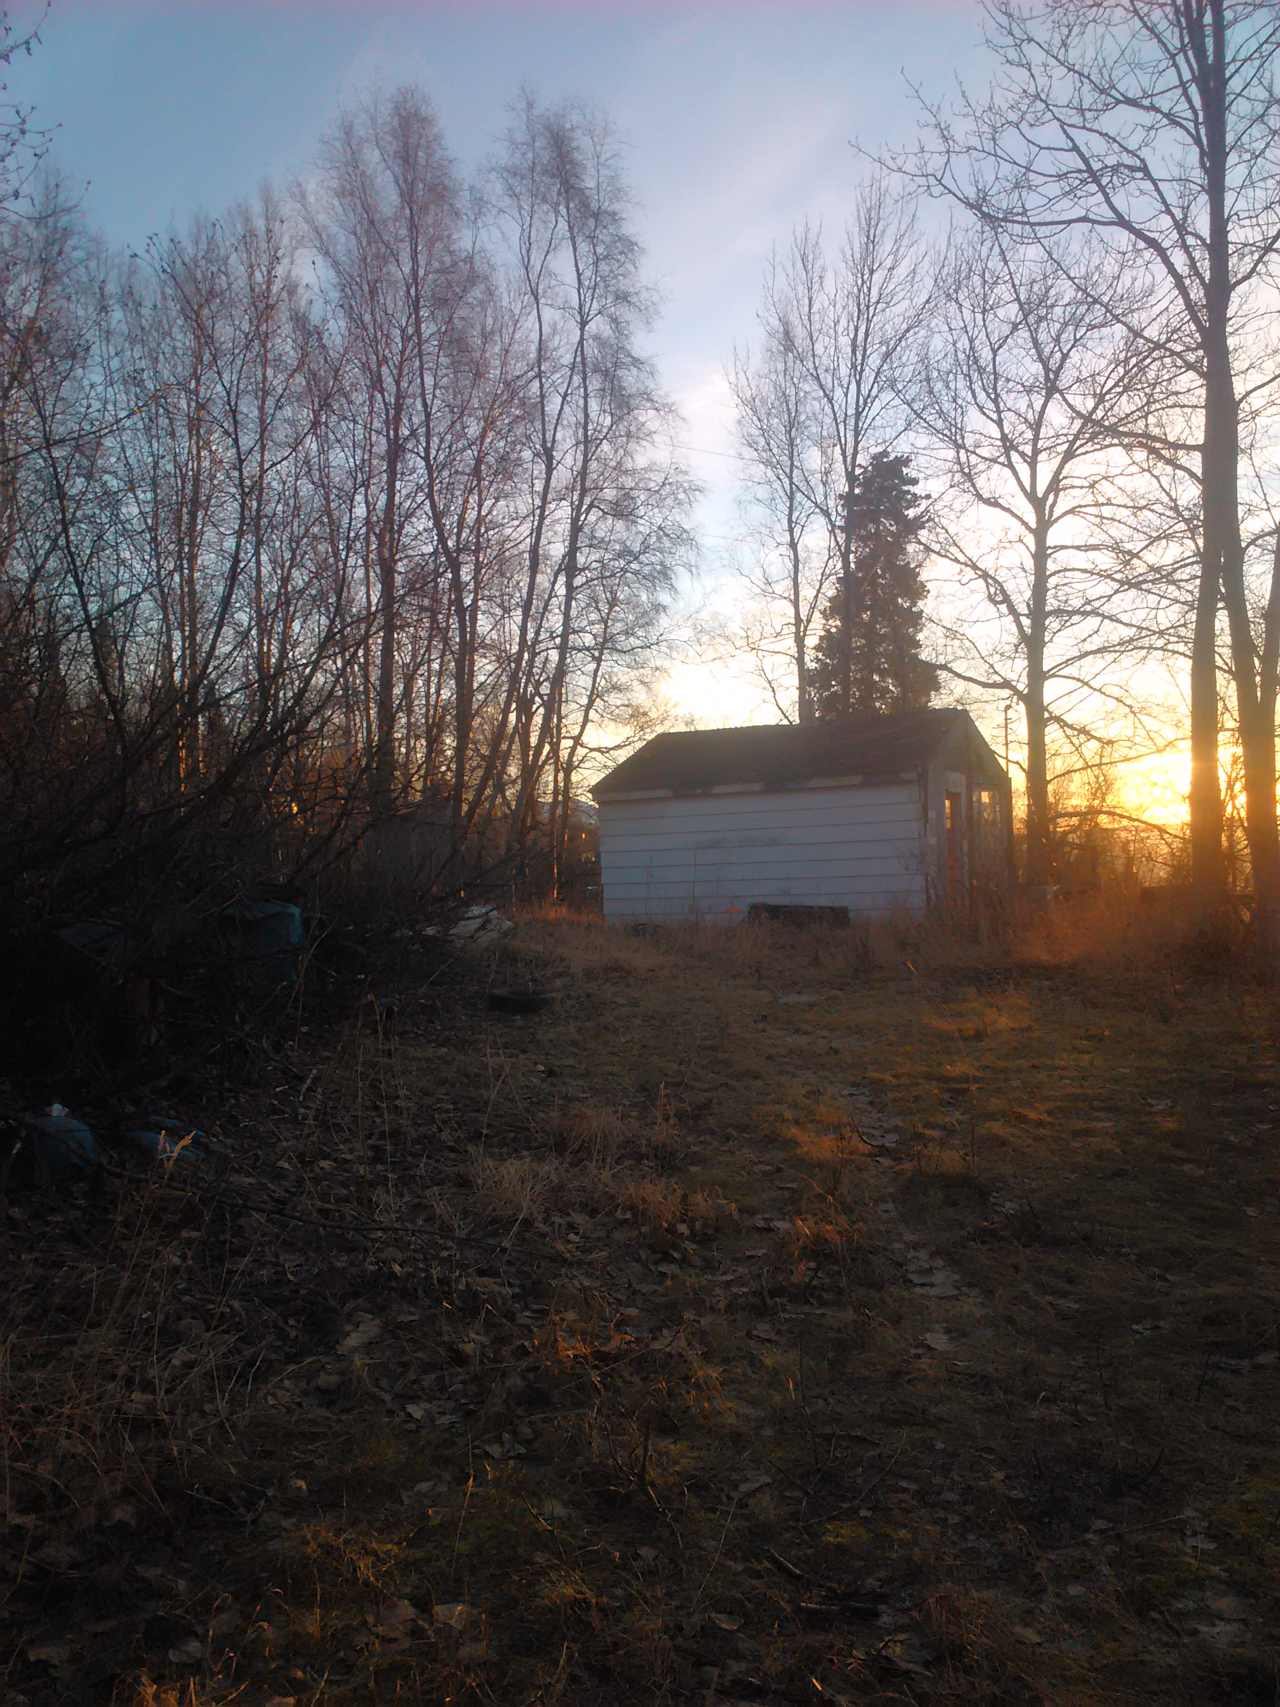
[2,904,1277,1704]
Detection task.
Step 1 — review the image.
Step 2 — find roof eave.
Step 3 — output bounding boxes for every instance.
[595,768,920,803]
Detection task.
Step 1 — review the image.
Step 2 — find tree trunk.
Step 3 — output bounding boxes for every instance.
[1023,683,1049,891]
[1194,0,1253,939]
[1188,547,1225,909]
[371,442,400,820]
[1022,521,1051,889]
[841,478,856,716]
[789,501,812,724]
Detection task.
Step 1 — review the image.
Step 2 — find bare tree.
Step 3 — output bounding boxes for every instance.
[492,95,691,893]
[907,0,1280,938]
[0,6,52,216]
[729,308,822,721]
[0,74,692,936]
[300,88,463,818]
[915,225,1149,886]
[728,175,926,722]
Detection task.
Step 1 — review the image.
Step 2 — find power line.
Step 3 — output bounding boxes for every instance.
[668,439,752,463]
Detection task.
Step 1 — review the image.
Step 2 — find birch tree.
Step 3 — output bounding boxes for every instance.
[300,88,463,818]
[493,96,691,888]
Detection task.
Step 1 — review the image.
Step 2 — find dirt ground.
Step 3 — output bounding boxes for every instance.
[3,909,1278,1705]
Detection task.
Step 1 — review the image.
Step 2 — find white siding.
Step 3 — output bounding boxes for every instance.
[598,783,925,922]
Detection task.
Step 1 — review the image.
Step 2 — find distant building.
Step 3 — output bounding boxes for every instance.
[591,709,1011,923]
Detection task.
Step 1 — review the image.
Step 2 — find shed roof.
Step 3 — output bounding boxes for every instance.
[593,708,1001,801]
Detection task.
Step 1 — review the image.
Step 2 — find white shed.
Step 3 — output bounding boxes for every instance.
[591,709,1011,924]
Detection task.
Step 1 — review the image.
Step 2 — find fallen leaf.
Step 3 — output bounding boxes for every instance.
[338,1317,383,1354]
[1209,1594,1249,1618]
[1193,1619,1248,1648]
[27,1642,70,1665]
[907,1264,960,1298]
[376,1598,421,1633]
[433,1601,472,1630]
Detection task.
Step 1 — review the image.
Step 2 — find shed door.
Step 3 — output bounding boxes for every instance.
[945,792,963,900]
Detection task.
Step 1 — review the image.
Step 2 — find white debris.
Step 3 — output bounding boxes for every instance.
[424,905,514,945]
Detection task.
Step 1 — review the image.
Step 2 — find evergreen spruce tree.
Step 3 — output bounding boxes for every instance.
[810,450,936,719]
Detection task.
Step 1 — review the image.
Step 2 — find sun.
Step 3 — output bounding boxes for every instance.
[1114,750,1190,827]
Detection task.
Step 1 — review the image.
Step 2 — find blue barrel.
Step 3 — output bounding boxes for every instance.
[23,1109,98,1176]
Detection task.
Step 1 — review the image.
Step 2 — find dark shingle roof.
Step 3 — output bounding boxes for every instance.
[593,709,985,800]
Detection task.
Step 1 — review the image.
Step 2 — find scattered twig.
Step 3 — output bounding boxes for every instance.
[802,1440,904,1527]
[692,1493,739,1609]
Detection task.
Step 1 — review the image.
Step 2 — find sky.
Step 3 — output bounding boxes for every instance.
[14,0,998,728]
